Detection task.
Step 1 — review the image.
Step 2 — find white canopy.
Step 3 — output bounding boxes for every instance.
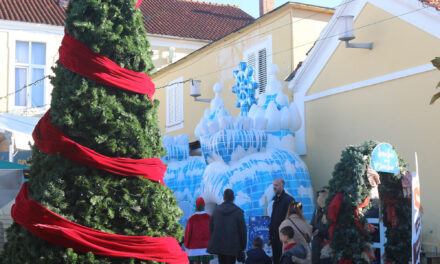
[0,113,39,150]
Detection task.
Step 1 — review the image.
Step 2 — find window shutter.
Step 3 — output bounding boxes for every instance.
[247,53,256,75]
[258,48,267,94]
[246,48,268,95]
[167,85,176,126]
[166,79,183,129]
[176,82,183,123]
[171,85,176,125]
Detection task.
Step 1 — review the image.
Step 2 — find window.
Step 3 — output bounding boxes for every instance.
[244,36,272,95]
[14,41,46,108]
[166,77,184,132]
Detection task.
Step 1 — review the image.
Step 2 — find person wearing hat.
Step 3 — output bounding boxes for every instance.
[184,197,214,264]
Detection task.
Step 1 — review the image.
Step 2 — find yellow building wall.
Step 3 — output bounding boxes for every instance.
[153,10,293,140]
[292,9,333,68]
[0,31,8,113]
[152,5,332,141]
[302,3,440,252]
[308,3,440,95]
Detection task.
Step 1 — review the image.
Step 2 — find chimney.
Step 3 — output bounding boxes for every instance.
[59,0,69,8]
[259,0,274,17]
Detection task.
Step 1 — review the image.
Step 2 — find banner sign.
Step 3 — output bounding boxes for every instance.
[412,153,422,264]
[248,216,272,257]
[370,143,399,174]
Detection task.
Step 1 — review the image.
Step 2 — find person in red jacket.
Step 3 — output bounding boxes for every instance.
[184,197,214,264]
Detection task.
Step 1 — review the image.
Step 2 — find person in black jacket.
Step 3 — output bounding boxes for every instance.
[207,189,247,264]
[311,190,329,264]
[268,178,295,264]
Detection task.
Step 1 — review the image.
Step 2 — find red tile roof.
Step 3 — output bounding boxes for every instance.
[0,0,65,26]
[0,0,255,41]
[140,0,254,41]
[420,0,440,10]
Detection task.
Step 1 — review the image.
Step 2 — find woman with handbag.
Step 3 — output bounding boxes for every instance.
[278,201,312,264]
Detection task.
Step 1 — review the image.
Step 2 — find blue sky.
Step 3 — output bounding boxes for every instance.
[198,0,342,18]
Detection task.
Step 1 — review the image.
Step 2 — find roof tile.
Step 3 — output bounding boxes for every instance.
[140,0,254,41]
[420,0,440,10]
[0,0,66,26]
[0,0,255,41]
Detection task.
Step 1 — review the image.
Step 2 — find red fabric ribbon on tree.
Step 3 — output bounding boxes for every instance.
[11,182,188,264]
[354,196,370,237]
[328,193,370,239]
[136,0,142,8]
[58,33,155,99]
[383,195,402,229]
[17,1,182,261]
[338,257,353,264]
[328,193,342,241]
[33,110,166,185]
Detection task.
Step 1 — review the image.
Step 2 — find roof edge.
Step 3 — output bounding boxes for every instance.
[0,19,64,33]
[289,1,335,13]
[147,33,212,43]
[178,0,239,9]
[288,0,440,94]
[152,2,334,78]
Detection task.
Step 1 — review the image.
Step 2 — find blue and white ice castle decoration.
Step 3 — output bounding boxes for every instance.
[163,63,314,227]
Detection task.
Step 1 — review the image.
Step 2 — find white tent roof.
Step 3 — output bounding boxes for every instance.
[0,113,39,150]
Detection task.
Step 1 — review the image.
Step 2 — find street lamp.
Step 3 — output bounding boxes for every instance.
[338,15,373,50]
[190,80,211,102]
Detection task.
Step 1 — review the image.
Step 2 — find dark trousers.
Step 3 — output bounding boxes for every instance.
[218,254,236,264]
[272,238,282,264]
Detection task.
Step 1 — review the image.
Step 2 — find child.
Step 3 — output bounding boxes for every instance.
[279,226,307,264]
[245,237,271,264]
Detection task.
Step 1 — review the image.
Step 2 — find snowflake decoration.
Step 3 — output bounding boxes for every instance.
[232,62,258,116]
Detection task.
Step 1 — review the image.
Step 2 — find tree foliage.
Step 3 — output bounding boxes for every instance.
[430,57,440,105]
[0,0,183,263]
[326,141,411,264]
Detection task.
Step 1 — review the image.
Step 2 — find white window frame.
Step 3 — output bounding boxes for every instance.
[243,35,272,97]
[14,41,46,108]
[166,77,184,132]
[7,30,56,114]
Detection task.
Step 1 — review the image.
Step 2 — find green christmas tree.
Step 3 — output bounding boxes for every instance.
[0,0,183,263]
[326,141,411,264]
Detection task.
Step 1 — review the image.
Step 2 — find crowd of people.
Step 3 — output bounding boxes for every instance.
[183,178,330,264]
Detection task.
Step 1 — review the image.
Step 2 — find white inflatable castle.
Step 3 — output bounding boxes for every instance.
[163,63,315,231]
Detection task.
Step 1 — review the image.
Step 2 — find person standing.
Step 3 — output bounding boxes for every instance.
[207,189,247,264]
[184,197,214,264]
[310,190,329,264]
[269,178,295,264]
[279,201,312,264]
